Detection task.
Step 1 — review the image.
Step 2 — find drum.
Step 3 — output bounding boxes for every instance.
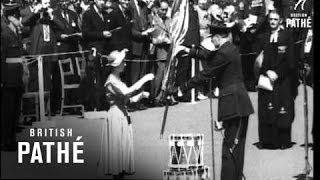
[163,166,210,180]
[169,134,204,169]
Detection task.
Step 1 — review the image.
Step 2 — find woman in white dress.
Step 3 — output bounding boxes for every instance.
[98,49,154,179]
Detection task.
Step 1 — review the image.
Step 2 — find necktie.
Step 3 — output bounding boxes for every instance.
[135,1,141,16]
[43,24,50,42]
[98,11,104,21]
[122,9,128,19]
[63,11,69,23]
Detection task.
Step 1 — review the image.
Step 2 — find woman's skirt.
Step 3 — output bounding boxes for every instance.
[98,106,135,175]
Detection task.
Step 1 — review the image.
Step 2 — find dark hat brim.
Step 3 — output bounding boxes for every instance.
[208,24,232,35]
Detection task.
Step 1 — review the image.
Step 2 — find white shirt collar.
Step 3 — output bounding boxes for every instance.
[94,5,104,20]
[133,0,141,16]
[270,27,281,43]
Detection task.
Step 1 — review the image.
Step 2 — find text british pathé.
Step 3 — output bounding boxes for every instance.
[18,128,84,164]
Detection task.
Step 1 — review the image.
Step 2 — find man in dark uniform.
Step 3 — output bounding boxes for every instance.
[1,1,25,151]
[82,0,112,110]
[172,24,254,180]
[51,0,82,114]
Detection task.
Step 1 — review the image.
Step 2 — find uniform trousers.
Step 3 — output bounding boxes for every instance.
[221,116,249,180]
[1,87,22,145]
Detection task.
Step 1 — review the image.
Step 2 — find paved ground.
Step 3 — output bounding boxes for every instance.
[1,85,314,179]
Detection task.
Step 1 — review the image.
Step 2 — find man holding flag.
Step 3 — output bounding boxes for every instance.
[165,3,254,178]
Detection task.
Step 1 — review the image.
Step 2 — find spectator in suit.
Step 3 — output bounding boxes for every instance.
[21,0,65,116]
[149,0,172,106]
[50,0,82,114]
[107,0,133,88]
[54,0,81,55]
[127,0,155,111]
[20,0,37,54]
[81,0,112,110]
[108,0,132,51]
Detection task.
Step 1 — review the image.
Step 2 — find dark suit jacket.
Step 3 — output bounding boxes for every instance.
[21,11,65,56]
[183,41,254,121]
[243,0,266,33]
[129,0,150,57]
[107,5,132,52]
[20,6,34,41]
[82,5,110,53]
[53,8,81,52]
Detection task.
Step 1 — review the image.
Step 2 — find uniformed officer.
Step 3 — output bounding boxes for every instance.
[171,24,254,180]
[1,0,25,151]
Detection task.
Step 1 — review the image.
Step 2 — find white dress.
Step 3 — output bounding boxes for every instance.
[98,74,135,175]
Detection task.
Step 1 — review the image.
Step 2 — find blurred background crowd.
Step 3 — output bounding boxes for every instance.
[1,0,314,150]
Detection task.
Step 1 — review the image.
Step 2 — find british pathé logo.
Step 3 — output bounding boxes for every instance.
[286,0,312,28]
[294,0,307,10]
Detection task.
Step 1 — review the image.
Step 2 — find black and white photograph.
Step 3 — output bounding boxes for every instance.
[0,0,316,179]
